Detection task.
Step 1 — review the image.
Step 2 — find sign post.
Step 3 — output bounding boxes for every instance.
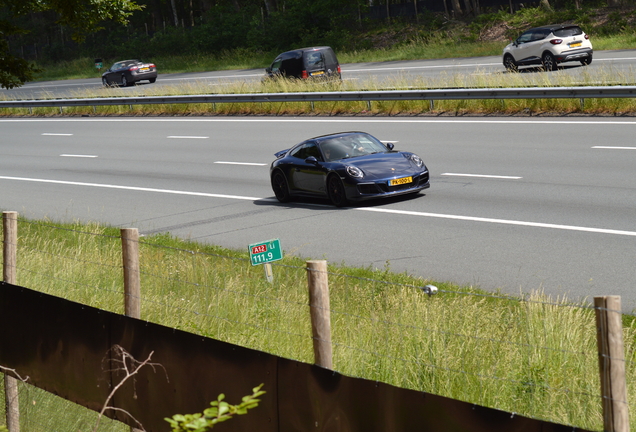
[248,239,283,282]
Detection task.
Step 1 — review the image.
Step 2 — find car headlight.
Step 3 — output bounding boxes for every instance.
[346,165,364,178]
[407,153,424,168]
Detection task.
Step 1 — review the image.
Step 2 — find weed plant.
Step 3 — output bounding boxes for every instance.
[3,217,636,431]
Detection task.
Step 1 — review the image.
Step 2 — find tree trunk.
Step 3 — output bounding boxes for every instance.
[263,0,277,15]
[540,0,553,11]
[451,0,463,16]
[462,0,472,15]
[170,0,179,26]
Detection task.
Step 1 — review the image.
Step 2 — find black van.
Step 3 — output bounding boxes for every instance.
[264,46,341,80]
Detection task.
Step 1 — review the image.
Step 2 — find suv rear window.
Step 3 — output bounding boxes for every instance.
[554,27,583,37]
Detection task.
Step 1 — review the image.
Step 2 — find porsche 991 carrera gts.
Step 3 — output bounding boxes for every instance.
[270,132,430,207]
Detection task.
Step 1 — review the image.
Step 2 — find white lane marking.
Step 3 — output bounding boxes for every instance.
[592,146,636,150]
[60,154,98,158]
[0,176,261,201]
[214,161,267,166]
[159,74,263,82]
[167,135,209,139]
[42,133,73,136]
[1,175,635,238]
[441,173,522,179]
[357,207,636,237]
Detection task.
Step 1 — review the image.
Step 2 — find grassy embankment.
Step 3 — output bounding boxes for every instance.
[1,218,636,431]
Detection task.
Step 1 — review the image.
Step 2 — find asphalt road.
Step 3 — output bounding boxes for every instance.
[1,117,635,311]
[3,49,636,99]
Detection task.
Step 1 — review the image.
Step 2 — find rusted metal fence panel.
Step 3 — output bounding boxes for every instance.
[0,281,592,432]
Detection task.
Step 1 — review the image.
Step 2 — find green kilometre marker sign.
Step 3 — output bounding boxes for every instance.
[249,239,283,266]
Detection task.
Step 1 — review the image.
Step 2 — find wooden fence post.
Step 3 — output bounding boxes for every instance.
[306,260,332,369]
[121,228,141,319]
[595,295,630,432]
[3,211,20,432]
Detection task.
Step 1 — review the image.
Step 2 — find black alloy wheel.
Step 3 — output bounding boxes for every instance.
[503,55,518,72]
[149,77,157,83]
[327,175,348,207]
[102,77,108,87]
[271,171,291,203]
[581,55,592,66]
[542,52,557,71]
[121,75,129,87]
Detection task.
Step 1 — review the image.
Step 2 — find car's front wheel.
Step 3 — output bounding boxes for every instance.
[327,175,348,207]
[542,52,557,71]
[271,170,291,203]
[121,75,130,87]
[581,54,592,66]
[102,77,108,87]
[149,78,157,83]
[503,55,518,72]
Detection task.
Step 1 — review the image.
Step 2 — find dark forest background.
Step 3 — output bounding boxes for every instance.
[2,0,632,65]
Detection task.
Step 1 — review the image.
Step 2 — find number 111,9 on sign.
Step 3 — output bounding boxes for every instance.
[249,239,283,266]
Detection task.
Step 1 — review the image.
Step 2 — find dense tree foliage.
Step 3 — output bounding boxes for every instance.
[0,0,141,88]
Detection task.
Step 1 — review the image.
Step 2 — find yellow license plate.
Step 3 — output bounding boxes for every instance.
[389,176,412,186]
[570,42,582,48]
[311,71,325,76]
[140,67,150,72]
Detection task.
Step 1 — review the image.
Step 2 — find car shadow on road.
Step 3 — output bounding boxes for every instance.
[503,64,584,74]
[253,192,427,210]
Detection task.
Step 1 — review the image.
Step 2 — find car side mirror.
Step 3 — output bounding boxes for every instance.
[386,143,395,150]
[305,156,319,165]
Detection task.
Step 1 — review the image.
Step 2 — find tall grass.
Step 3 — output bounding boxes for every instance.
[3,218,636,431]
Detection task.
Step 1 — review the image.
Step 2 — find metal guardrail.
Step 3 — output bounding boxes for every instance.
[1,86,635,110]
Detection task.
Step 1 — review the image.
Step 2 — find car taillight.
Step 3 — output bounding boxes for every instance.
[550,39,563,45]
[337,65,341,74]
[149,64,156,68]
[301,70,308,79]
[585,34,590,40]
[129,66,139,71]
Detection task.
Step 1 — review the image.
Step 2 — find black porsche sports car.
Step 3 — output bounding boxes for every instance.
[102,59,157,87]
[270,131,429,207]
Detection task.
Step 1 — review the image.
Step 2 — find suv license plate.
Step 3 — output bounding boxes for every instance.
[569,42,582,48]
[389,176,412,186]
[311,71,325,76]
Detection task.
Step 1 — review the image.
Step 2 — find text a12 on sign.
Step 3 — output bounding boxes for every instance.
[249,239,283,266]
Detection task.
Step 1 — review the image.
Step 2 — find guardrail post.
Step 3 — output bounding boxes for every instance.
[595,295,630,432]
[121,228,141,319]
[3,211,20,432]
[306,260,332,369]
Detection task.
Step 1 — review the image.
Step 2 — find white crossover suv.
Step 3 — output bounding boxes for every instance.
[503,24,593,72]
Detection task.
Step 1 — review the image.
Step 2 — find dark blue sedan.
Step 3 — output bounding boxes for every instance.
[270,131,430,207]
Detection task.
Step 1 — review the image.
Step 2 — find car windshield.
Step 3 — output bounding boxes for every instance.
[319,134,388,161]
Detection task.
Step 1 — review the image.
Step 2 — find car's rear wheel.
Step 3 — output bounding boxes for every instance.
[542,52,557,71]
[271,170,291,203]
[503,55,518,72]
[581,54,592,66]
[149,78,156,83]
[327,175,348,207]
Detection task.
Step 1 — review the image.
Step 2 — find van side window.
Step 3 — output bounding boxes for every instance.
[270,58,283,73]
[304,52,324,68]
